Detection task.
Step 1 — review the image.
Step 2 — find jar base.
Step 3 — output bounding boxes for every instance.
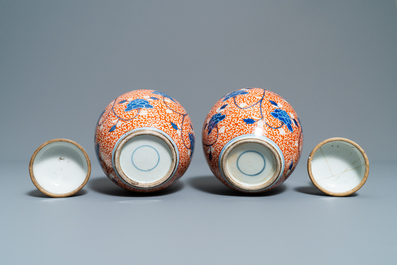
[112,128,178,189]
[220,135,284,192]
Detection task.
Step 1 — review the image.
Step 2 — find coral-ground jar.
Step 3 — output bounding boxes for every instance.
[202,88,303,193]
[95,90,195,192]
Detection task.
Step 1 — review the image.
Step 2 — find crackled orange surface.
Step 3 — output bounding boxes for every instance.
[202,88,303,192]
[95,89,195,192]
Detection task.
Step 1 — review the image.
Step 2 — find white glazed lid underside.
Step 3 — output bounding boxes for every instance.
[220,136,284,192]
[113,129,178,189]
[30,139,90,197]
[308,138,369,196]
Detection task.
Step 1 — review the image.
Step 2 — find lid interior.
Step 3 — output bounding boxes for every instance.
[309,139,368,195]
[31,139,90,197]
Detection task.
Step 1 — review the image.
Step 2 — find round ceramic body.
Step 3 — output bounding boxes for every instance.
[307,137,369,196]
[29,139,91,197]
[202,88,303,193]
[95,89,195,192]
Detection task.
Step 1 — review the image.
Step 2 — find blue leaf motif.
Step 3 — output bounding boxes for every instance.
[189,133,195,156]
[150,97,159,100]
[207,113,226,135]
[152,91,176,102]
[223,90,249,102]
[171,122,178,130]
[109,124,117,132]
[243,118,256,124]
[289,161,293,170]
[293,118,299,128]
[287,123,293,132]
[125,98,153,112]
[209,152,212,161]
[269,100,278,107]
[270,109,293,132]
[220,104,228,110]
[118,100,127,104]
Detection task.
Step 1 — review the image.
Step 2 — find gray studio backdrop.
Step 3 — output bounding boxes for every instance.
[1,2,397,265]
[1,0,396,165]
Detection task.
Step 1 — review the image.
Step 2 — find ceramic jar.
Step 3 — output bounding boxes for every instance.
[95,89,195,192]
[202,88,303,193]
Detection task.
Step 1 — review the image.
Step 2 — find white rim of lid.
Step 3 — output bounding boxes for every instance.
[112,129,178,189]
[29,138,91,198]
[307,137,369,197]
[219,135,284,192]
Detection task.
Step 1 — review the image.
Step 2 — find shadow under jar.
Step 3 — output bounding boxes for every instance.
[202,88,303,193]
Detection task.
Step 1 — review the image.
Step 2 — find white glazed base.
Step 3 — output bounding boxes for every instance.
[29,139,91,197]
[113,129,178,189]
[308,138,369,196]
[220,135,284,192]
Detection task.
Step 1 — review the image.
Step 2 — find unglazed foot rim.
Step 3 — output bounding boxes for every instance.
[29,139,91,198]
[219,135,284,192]
[112,128,178,189]
[307,137,369,197]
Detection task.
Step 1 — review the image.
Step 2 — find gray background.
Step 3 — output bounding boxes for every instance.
[1,1,396,264]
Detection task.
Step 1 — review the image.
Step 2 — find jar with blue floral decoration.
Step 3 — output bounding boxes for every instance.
[95,90,195,192]
[202,88,303,193]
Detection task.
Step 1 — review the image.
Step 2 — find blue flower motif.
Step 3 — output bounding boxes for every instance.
[125,98,153,112]
[152,91,176,102]
[207,113,226,135]
[270,109,293,132]
[189,133,195,156]
[223,90,249,102]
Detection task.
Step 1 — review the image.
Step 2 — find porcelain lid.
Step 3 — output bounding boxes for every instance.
[307,137,369,196]
[29,138,91,197]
